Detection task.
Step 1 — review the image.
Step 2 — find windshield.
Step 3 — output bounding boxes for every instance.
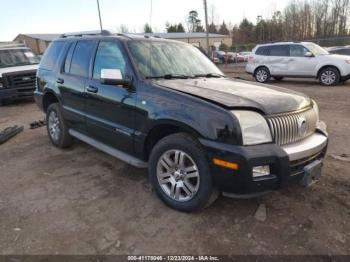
[0,49,40,68]
[304,43,329,55]
[127,41,223,78]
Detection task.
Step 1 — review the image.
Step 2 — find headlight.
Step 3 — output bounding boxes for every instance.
[345,60,350,64]
[231,111,272,145]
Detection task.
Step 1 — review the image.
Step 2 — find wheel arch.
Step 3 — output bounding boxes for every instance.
[254,65,270,76]
[143,120,202,161]
[42,91,60,112]
[317,65,341,79]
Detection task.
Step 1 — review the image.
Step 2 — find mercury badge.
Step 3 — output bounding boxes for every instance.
[297,115,307,137]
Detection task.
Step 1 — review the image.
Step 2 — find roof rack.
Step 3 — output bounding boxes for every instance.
[0,42,27,49]
[60,30,112,38]
[116,33,134,40]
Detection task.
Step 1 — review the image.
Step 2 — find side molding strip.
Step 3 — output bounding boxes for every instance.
[68,129,148,168]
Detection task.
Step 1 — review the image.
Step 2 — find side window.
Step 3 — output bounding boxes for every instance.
[269,45,289,56]
[64,42,76,73]
[93,41,126,80]
[290,45,309,57]
[70,40,96,77]
[40,41,65,70]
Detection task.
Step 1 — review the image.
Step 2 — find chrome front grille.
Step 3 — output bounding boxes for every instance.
[267,107,318,145]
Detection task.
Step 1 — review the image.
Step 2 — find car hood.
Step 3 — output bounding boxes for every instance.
[155,78,311,115]
[0,64,38,77]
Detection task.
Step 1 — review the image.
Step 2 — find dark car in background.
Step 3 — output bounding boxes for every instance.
[327,46,350,55]
[34,31,328,212]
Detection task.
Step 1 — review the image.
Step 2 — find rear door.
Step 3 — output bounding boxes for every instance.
[267,45,289,75]
[57,40,97,133]
[84,39,136,154]
[288,44,317,76]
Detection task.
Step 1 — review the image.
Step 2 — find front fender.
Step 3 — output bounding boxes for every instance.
[133,82,242,157]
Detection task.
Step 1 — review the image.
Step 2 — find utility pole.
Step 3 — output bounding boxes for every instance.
[97,0,103,32]
[203,0,210,56]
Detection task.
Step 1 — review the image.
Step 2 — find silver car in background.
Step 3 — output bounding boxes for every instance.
[246,42,350,86]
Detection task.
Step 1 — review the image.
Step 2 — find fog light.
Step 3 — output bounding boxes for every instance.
[253,165,270,178]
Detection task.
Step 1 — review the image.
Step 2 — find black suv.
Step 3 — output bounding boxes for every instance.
[35,31,328,212]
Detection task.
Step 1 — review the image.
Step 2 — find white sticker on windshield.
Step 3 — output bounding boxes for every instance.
[24,52,35,58]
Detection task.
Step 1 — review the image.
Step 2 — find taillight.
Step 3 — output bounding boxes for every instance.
[248,55,254,63]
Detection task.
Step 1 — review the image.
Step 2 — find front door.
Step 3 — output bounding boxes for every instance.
[288,44,317,76]
[84,40,136,155]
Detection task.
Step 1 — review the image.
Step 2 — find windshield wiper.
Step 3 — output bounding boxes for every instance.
[193,73,225,78]
[146,74,194,80]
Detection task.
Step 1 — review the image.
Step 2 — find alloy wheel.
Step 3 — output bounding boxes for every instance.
[321,70,336,85]
[256,69,268,82]
[48,111,61,142]
[156,149,200,202]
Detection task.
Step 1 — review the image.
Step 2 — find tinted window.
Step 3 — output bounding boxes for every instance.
[269,45,289,56]
[70,40,95,77]
[93,41,126,79]
[255,46,270,56]
[331,49,350,55]
[64,42,76,73]
[290,45,309,57]
[40,41,65,70]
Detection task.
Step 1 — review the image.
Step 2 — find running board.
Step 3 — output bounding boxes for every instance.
[68,129,148,168]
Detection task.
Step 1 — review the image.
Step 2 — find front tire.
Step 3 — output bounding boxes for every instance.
[148,133,216,212]
[46,103,73,148]
[319,67,340,86]
[254,67,270,83]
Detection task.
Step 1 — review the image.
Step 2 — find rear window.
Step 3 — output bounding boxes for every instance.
[69,40,95,77]
[40,41,65,70]
[255,46,270,56]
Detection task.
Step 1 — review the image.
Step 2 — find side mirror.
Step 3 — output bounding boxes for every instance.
[305,52,314,57]
[100,69,131,86]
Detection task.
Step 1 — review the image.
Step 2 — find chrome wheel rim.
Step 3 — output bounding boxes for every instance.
[321,70,336,85]
[156,150,200,202]
[256,69,268,82]
[48,111,61,141]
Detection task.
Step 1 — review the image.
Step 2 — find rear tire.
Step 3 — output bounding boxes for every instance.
[148,133,216,212]
[319,67,340,86]
[254,67,270,83]
[274,76,284,81]
[46,103,73,148]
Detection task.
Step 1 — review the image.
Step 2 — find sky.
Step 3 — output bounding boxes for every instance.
[0,0,290,41]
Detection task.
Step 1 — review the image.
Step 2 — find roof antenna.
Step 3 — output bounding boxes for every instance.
[150,0,153,34]
[97,0,103,32]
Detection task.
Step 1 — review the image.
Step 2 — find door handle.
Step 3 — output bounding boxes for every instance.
[86,85,98,93]
[56,78,64,84]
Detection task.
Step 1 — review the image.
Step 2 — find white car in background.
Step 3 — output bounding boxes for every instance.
[246,42,350,86]
[239,51,252,62]
[0,43,39,103]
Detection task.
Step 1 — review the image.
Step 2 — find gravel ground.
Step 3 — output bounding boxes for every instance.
[0,68,349,255]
